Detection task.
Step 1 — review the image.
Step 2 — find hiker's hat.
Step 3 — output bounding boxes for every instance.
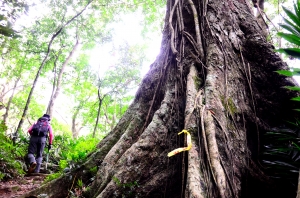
[42,114,51,120]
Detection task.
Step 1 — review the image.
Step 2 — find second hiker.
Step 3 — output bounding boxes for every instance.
[27,114,53,173]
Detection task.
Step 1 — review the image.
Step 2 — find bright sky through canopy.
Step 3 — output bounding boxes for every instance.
[89,11,162,78]
[16,0,163,81]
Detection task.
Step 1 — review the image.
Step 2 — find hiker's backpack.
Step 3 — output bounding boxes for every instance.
[31,117,50,137]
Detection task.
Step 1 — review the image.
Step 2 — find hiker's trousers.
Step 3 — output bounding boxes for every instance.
[27,136,46,173]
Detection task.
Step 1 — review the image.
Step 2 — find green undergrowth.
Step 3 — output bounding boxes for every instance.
[0,121,27,181]
[0,120,100,182]
[45,134,100,182]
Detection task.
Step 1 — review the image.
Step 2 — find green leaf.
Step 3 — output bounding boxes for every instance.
[291,96,300,101]
[276,48,300,59]
[285,86,300,91]
[282,17,300,36]
[275,70,294,76]
[283,6,300,28]
[279,22,300,38]
[293,142,300,150]
[277,32,300,46]
[294,2,300,19]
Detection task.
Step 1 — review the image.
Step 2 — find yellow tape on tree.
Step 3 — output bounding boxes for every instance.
[167,130,192,157]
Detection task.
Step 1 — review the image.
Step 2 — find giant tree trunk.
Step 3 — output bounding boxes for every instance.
[22,0,299,198]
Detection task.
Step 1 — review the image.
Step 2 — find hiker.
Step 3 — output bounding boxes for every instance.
[27,114,53,173]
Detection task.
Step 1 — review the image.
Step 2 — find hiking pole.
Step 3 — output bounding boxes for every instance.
[45,135,49,171]
[45,148,49,171]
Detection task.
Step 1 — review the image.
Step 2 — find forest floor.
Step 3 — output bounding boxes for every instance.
[0,173,47,198]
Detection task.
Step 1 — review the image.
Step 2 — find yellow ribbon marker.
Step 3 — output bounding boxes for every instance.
[167,130,192,157]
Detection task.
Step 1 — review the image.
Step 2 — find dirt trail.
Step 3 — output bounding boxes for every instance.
[0,174,47,198]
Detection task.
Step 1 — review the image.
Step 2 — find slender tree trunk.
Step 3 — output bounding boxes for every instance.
[253,0,268,37]
[111,96,117,130]
[47,39,79,117]
[2,59,24,124]
[93,89,104,138]
[3,76,20,124]
[14,51,52,143]
[14,2,91,143]
[72,107,80,139]
[22,1,299,197]
[104,105,109,131]
[46,52,59,115]
[0,84,6,107]
[72,96,91,138]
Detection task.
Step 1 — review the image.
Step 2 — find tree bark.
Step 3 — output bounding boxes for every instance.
[21,0,299,197]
